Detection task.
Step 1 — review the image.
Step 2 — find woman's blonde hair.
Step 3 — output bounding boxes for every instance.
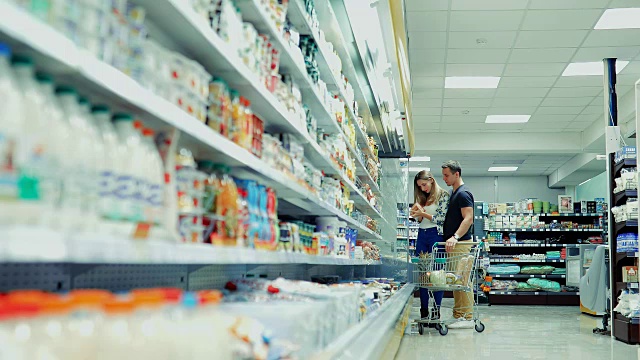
[414,170,443,206]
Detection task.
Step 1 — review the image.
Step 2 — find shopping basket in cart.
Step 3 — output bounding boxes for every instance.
[412,242,485,336]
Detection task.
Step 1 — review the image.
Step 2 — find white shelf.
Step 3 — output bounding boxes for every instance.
[485,228,604,232]
[317,284,413,359]
[489,244,581,248]
[490,259,565,263]
[0,233,380,265]
[0,1,388,240]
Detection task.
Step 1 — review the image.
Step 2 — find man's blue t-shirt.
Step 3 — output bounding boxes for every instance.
[443,184,474,240]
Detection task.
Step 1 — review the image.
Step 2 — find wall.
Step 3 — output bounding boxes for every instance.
[407,175,566,203]
[575,171,608,201]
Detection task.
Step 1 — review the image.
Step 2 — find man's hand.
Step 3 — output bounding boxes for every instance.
[445,236,458,252]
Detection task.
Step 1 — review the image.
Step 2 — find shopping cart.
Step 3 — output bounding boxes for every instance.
[412,242,485,336]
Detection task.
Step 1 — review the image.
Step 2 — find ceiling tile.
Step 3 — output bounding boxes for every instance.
[442,107,489,116]
[488,107,538,115]
[412,63,446,77]
[446,49,511,64]
[413,77,444,89]
[444,89,497,98]
[445,63,505,77]
[406,0,449,11]
[492,97,544,107]
[621,61,640,75]
[547,87,603,98]
[412,98,443,108]
[521,10,603,30]
[583,30,640,47]
[515,30,589,48]
[554,76,601,87]
[410,49,446,64]
[574,113,601,122]
[503,63,566,77]
[499,76,558,87]
[567,121,593,131]
[413,116,441,124]
[413,107,442,116]
[581,105,602,115]
[440,123,488,131]
[509,48,577,63]
[451,0,528,10]
[443,98,493,108]
[541,97,595,107]
[449,11,525,31]
[413,89,444,99]
[448,31,517,49]
[407,12,448,32]
[409,32,447,49]
[524,122,569,129]
[441,115,486,123]
[536,107,585,115]
[618,74,640,86]
[495,88,550,98]
[572,46,640,62]
[529,114,578,123]
[528,0,609,9]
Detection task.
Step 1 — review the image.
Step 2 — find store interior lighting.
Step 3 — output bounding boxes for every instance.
[485,115,531,124]
[488,167,518,172]
[595,8,640,29]
[445,76,500,89]
[562,61,629,76]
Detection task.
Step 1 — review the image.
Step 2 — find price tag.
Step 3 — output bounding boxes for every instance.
[522,229,527,232]
[534,292,540,295]
[510,275,514,278]
[542,275,546,278]
[562,275,566,278]
[530,275,534,278]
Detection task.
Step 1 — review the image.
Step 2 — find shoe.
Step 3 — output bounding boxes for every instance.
[448,319,474,329]
[420,308,429,319]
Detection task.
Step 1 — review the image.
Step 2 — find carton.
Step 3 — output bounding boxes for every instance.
[622,266,638,282]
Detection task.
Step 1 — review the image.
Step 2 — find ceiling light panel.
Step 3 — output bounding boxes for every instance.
[595,8,640,30]
[410,157,431,162]
[445,76,501,89]
[562,61,629,76]
[485,115,531,123]
[488,167,518,172]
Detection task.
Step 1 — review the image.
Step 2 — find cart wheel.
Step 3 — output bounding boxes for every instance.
[475,321,485,333]
[434,323,442,331]
[439,325,448,336]
[418,323,424,335]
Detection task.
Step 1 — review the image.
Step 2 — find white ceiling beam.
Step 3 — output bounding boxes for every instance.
[547,153,605,188]
[582,88,636,151]
[413,132,583,154]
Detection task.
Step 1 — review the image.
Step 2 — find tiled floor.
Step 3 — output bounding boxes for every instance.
[396,299,638,360]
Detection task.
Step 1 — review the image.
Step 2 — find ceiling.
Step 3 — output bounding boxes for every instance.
[405,0,639,181]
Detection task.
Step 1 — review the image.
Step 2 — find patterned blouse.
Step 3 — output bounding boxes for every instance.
[432,190,450,236]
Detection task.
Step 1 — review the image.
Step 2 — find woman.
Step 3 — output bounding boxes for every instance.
[411,170,450,322]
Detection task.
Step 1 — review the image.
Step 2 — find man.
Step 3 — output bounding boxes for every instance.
[441,160,475,329]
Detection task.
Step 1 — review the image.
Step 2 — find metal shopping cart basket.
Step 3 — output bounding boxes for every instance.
[412,242,485,336]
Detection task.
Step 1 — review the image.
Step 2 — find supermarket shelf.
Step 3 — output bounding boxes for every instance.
[489,291,579,296]
[485,228,603,232]
[397,226,407,229]
[614,158,637,175]
[486,213,603,217]
[490,274,566,279]
[489,259,565,263]
[0,2,389,240]
[488,243,580,248]
[614,190,638,206]
[0,234,381,265]
[317,284,413,360]
[614,220,638,234]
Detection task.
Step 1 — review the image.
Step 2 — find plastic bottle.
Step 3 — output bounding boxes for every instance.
[229,90,242,144]
[242,97,254,150]
[141,127,165,225]
[56,86,98,232]
[0,43,25,227]
[35,73,71,230]
[12,56,58,226]
[90,105,121,221]
[112,114,144,222]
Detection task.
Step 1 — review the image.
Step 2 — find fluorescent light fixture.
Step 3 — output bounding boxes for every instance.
[595,8,640,29]
[485,115,531,124]
[409,167,430,172]
[562,61,629,76]
[409,156,431,162]
[488,167,518,172]
[445,76,500,89]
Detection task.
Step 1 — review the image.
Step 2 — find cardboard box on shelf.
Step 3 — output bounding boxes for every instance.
[622,266,638,282]
[497,203,507,214]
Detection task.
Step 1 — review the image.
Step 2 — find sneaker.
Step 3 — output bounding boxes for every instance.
[448,319,474,329]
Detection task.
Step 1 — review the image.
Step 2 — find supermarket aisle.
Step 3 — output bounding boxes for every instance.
[396,300,638,360]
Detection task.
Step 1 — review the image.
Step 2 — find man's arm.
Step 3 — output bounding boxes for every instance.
[445,207,474,251]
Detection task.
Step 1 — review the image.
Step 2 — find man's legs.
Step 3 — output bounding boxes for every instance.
[452,242,474,320]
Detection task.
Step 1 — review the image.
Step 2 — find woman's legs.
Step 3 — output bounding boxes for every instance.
[415,229,430,318]
[424,228,444,314]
